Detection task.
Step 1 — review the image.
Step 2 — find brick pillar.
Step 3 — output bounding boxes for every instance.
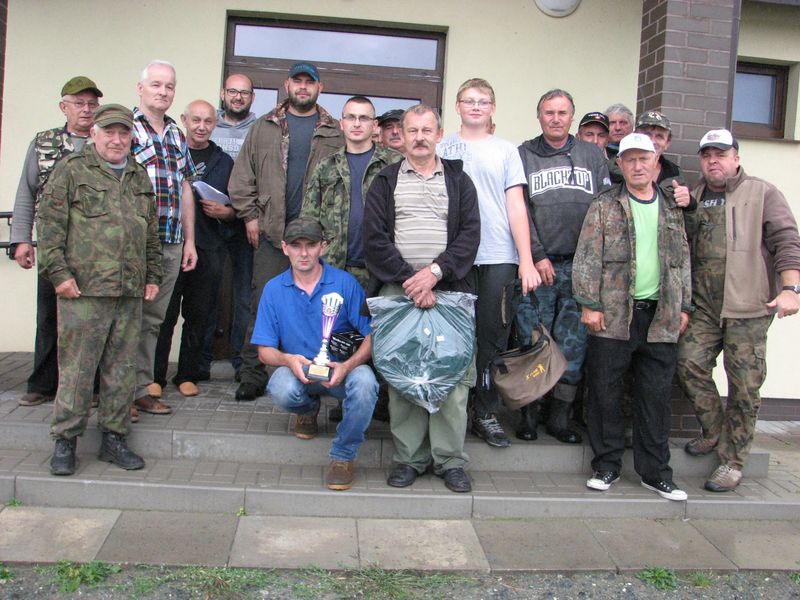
[0,0,7,150]
[637,0,742,439]
[637,0,741,183]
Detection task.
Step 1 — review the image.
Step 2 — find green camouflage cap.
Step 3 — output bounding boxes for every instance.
[93,104,134,129]
[61,76,103,97]
[283,217,323,243]
[636,110,671,132]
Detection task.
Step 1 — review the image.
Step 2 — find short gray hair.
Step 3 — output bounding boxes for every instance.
[401,104,442,129]
[536,89,575,117]
[139,59,176,84]
[605,103,634,126]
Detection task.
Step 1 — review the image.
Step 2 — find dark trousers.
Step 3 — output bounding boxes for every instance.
[154,247,224,386]
[586,304,677,482]
[238,237,289,390]
[472,263,518,416]
[28,274,59,394]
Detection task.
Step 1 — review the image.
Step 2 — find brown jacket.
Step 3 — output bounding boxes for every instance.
[688,167,800,318]
[228,101,343,248]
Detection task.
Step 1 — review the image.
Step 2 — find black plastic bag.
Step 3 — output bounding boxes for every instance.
[367,292,476,414]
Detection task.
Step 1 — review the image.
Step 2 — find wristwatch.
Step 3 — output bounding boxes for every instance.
[782,284,800,293]
[429,262,443,282]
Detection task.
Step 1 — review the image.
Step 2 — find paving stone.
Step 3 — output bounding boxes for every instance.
[0,474,15,503]
[229,516,358,569]
[97,510,238,566]
[587,518,736,570]
[473,518,616,571]
[473,495,685,519]
[358,519,489,571]
[690,519,800,570]
[0,506,120,562]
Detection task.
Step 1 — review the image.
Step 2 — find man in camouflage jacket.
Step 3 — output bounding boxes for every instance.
[37,105,162,477]
[301,96,402,289]
[9,76,103,407]
[573,133,691,502]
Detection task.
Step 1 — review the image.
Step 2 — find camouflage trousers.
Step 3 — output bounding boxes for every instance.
[677,308,773,469]
[515,259,587,401]
[51,296,141,439]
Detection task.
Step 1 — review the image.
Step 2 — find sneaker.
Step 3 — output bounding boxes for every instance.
[325,460,355,490]
[471,413,511,448]
[641,478,688,501]
[684,435,719,457]
[586,470,620,491]
[704,464,742,492]
[294,406,320,440]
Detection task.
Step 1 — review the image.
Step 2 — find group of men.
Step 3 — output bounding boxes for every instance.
[11,61,800,500]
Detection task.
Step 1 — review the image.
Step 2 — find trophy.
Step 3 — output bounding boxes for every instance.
[303,292,344,382]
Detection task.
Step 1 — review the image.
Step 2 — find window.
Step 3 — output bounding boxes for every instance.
[223,17,446,119]
[732,61,788,139]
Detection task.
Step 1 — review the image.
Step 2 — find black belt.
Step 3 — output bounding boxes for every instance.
[546,254,574,262]
[633,299,658,310]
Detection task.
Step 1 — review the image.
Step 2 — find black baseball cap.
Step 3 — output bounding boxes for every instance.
[579,112,609,131]
[377,109,404,127]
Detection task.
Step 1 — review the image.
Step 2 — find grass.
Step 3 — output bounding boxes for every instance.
[688,570,714,588]
[120,565,281,598]
[790,571,800,585]
[49,560,122,593]
[0,563,13,581]
[236,506,246,517]
[636,566,678,591]
[5,497,21,507]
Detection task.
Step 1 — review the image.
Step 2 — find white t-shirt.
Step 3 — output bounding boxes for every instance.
[437,134,526,265]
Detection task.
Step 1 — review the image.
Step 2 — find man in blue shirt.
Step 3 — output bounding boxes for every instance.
[252,217,378,490]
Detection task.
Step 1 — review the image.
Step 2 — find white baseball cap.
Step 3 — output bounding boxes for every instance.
[698,129,738,152]
[618,132,656,155]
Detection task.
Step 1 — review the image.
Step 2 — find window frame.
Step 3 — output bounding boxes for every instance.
[732,61,788,140]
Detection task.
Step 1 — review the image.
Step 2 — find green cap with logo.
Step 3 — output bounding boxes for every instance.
[93,104,134,129]
[61,76,103,97]
[283,217,324,243]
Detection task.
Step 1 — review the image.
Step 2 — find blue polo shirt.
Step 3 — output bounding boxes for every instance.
[251,261,371,360]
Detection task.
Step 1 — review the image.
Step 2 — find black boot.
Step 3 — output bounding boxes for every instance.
[98,431,145,470]
[50,437,77,476]
[515,403,539,441]
[546,399,582,444]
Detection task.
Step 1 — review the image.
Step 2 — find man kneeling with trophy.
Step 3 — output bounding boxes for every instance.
[252,217,378,490]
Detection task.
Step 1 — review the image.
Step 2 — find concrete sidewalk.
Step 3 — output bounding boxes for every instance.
[0,507,799,572]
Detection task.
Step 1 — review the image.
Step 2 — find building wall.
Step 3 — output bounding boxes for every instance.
[1,0,798,398]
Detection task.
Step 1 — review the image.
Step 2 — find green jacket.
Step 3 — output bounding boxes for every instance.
[37,144,162,297]
[228,101,344,249]
[34,125,76,204]
[301,144,402,268]
[572,182,692,343]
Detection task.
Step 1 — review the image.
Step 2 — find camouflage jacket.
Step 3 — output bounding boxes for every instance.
[572,182,692,343]
[301,144,402,268]
[228,100,343,249]
[37,144,162,297]
[34,124,77,203]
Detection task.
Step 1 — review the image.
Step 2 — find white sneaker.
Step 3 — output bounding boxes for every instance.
[586,470,620,491]
[641,478,688,501]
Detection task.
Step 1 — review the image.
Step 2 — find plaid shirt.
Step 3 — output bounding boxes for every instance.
[132,107,196,244]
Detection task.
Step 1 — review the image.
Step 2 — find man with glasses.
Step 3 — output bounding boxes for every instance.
[230,62,344,401]
[437,78,539,448]
[10,76,103,407]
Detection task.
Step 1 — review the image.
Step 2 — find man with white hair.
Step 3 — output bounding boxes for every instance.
[604,103,634,159]
[131,59,197,420]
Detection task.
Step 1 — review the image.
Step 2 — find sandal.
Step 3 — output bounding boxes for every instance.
[130,405,140,423]
[134,394,172,415]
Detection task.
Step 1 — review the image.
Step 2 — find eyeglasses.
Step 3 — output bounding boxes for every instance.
[459,99,493,108]
[225,88,253,98]
[62,100,100,110]
[342,114,375,124]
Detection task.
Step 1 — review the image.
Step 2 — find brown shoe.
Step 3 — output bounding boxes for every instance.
[135,394,172,414]
[705,464,742,492]
[147,383,162,398]
[326,460,355,490]
[130,405,140,423]
[19,392,53,406]
[178,382,199,397]
[685,435,719,457]
[294,406,319,440]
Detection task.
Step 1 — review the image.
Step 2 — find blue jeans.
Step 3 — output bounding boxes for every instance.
[267,365,378,461]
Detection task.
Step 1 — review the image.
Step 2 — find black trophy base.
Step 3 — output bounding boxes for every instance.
[303,363,332,382]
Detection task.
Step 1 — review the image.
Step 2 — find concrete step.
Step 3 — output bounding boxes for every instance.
[1,448,796,522]
[0,399,770,478]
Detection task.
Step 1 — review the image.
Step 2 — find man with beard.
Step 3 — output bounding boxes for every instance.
[229,62,344,401]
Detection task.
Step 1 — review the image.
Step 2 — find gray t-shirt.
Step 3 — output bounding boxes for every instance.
[285,112,317,223]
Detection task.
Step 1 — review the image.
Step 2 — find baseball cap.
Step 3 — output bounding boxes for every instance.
[636,111,672,131]
[698,128,738,152]
[579,112,609,131]
[93,104,133,129]
[287,62,320,82]
[283,217,323,244]
[377,109,404,127]
[61,76,103,97]
[618,132,656,155]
